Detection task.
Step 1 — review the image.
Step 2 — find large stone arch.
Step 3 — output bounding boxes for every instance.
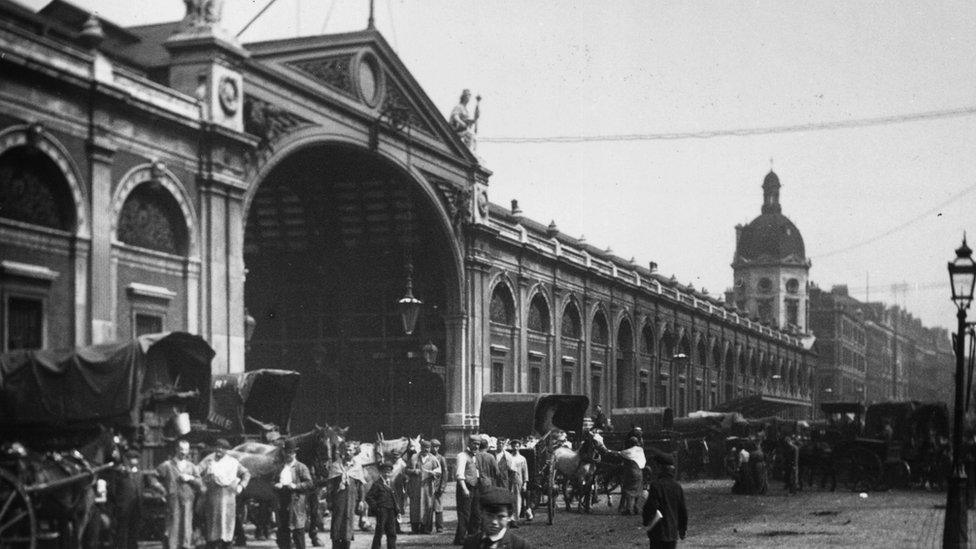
[524,284,553,334]
[242,134,466,440]
[0,124,89,237]
[245,129,465,316]
[488,273,519,326]
[112,162,199,258]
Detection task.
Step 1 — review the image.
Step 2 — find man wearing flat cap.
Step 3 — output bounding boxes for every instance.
[429,439,448,533]
[275,439,314,549]
[462,487,532,549]
[453,435,482,544]
[642,453,687,548]
[201,439,250,549]
[405,439,441,534]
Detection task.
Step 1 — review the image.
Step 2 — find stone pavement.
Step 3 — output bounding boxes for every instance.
[139,479,976,548]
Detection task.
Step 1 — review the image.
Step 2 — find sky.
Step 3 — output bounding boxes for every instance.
[23,0,976,332]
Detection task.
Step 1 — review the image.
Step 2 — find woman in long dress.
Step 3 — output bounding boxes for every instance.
[326,442,365,549]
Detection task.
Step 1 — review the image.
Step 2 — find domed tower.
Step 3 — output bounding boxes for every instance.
[730,170,811,333]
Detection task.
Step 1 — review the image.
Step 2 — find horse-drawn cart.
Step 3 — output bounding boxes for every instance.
[479,392,591,525]
[0,332,214,547]
[207,369,302,443]
[819,401,950,491]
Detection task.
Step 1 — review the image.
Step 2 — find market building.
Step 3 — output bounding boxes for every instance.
[0,0,813,451]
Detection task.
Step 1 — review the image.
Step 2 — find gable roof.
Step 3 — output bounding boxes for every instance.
[243,29,479,167]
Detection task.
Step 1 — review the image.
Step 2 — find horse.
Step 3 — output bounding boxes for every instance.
[551,430,601,512]
[204,423,346,544]
[0,425,120,548]
[351,434,421,530]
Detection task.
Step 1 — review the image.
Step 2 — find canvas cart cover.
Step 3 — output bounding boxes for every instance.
[0,332,214,428]
[611,407,674,433]
[479,392,590,439]
[864,401,949,442]
[209,369,301,435]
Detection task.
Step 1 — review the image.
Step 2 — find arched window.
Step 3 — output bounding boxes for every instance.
[591,311,608,345]
[0,146,75,231]
[561,302,581,339]
[527,294,550,333]
[641,325,654,354]
[118,182,189,255]
[713,344,723,371]
[678,334,691,358]
[661,329,674,358]
[617,319,633,352]
[697,337,708,367]
[489,283,515,325]
[750,352,759,377]
[725,348,735,380]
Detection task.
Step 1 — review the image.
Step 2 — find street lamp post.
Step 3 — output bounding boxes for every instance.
[944,236,976,549]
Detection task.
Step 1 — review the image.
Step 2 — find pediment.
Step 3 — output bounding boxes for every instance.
[244,30,476,165]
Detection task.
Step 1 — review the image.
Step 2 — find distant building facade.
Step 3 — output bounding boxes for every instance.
[810,285,952,413]
[0,0,813,452]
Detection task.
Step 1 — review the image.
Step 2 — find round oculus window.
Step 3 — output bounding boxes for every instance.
[357,56,380,106]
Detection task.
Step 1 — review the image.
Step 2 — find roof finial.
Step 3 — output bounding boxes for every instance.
[367,0,375,29]
[769,157,774,172]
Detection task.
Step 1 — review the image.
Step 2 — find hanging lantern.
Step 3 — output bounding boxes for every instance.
[397,258,422,335]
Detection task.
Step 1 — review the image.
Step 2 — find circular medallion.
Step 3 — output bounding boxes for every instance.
[218,76,240,116]
[353,51,384,108]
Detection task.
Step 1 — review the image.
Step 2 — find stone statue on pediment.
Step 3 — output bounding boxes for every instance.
[450,89,481,150]
[183,0,224,27]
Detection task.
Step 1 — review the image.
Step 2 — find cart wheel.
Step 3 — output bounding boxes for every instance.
[0,469,37,549]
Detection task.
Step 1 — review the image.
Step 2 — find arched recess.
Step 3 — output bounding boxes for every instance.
[559,296,583,394]
[696,335,708,368]
[616,317,635,407]
[111,163,201,337]
[0,125,88,237]
[589,306,610,409]
[243,138,463,440]
[0,125,91,348]
[724,345,736,401]
[525,289,552,393]
[0,126,89,349]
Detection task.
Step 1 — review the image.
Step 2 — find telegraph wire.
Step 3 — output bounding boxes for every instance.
[809,181,976,260]
[479,105,976,144]
[236,0,280,38]
[319,0,337,33]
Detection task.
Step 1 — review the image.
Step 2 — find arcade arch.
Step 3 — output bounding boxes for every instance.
[243,142,459,439]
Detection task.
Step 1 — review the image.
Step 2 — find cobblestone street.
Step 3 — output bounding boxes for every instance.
[141,479,976,548]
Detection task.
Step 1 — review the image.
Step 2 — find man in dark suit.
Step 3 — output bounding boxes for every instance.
[642,454,688,549]
[365,462,400,549]
[462,487,532,549]
[275,439,314,549]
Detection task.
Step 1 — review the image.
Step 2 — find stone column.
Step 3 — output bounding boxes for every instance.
[87,134,116,343]
[442,312,470,458]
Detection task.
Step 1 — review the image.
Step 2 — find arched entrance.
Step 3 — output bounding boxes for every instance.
[243,142,457,439]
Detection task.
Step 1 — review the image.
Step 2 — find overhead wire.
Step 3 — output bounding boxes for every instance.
[479,105,976,144]
[236,0,280,39]
[319,0,337,34]
[810,181,976,260]
[386,0,399,51]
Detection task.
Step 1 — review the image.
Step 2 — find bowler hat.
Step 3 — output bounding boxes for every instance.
[430,439,441,447]
[215,439,231,450]
[654,453,675,467]
[283,439,297,453]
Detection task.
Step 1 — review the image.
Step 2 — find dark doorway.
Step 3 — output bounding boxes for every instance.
[244,144,452,440]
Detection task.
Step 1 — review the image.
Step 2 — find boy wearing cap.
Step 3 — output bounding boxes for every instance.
[462,487,532,549]
[275,439,314,549]
[365,462,400,549]
[642,454,687,549]
[429,439,447,533]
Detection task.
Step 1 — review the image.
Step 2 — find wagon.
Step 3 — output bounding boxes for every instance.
[207,369,302,443]
[819,401,950,491]
[479,392,590,525]
[0,331,214,547]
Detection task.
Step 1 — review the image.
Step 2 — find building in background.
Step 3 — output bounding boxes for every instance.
[810,285,952,413]
[0,0,813,452]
